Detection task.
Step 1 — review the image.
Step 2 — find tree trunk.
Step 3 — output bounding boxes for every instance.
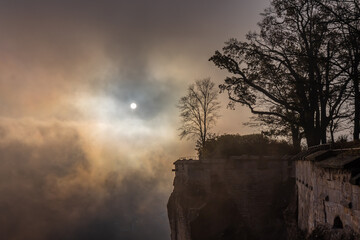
[320,126,327,144]
[330,119,335,143]
[354,70,360,141]
[303,110,321,147]
[320,100,327,144]
[304,124,321,147]
[305,132,320,147]
[291,125,301,152]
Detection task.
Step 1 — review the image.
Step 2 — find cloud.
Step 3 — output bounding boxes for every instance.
[0,0,268,119]
[0,119,175,240]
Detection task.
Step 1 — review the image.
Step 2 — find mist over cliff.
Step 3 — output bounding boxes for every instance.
[0,119,175,240]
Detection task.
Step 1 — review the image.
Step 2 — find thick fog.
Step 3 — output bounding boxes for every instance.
[0,0,269,239]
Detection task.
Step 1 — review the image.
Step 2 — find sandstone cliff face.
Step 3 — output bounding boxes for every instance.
[167,157,295,240]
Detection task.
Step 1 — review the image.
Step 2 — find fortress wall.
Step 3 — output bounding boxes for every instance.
[168,157,294,240]
[296,160,360,234]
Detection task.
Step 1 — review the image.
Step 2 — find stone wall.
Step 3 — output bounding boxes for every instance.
[168,156,295,240]
[296,152,360,235]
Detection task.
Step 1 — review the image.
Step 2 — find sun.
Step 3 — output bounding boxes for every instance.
[130,102,137,110]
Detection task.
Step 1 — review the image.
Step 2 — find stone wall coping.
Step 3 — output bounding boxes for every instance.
[293,142,360,161]
[174,155,292,165]
[315,155,360,169]
[304,150,333,162]
[350,173,360,185]
[173,159,199,164]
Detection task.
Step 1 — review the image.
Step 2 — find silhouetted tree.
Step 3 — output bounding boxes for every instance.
[246,113,303,152]
[314,0,360,141]
[177,78,221,157]
[210,0,352,147]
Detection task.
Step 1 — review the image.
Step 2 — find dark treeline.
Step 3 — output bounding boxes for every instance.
[210,0,360,150]
[202,134,296,158]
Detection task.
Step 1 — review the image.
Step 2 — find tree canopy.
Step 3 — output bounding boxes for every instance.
[210,0,358,148]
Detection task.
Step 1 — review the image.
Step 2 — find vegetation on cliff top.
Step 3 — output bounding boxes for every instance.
[202,134,296,158]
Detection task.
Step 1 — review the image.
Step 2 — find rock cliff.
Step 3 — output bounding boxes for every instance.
[167,156,295,240]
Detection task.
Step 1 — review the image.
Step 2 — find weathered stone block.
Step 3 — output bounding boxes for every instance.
[296,148,360,236]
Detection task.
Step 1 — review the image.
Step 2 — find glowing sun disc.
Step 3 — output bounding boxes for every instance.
[130,103,137,110]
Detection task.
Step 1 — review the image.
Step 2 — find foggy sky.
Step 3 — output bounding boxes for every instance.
[0,0,269,239]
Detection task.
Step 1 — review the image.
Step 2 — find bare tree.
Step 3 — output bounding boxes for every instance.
[177,78,221,157]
